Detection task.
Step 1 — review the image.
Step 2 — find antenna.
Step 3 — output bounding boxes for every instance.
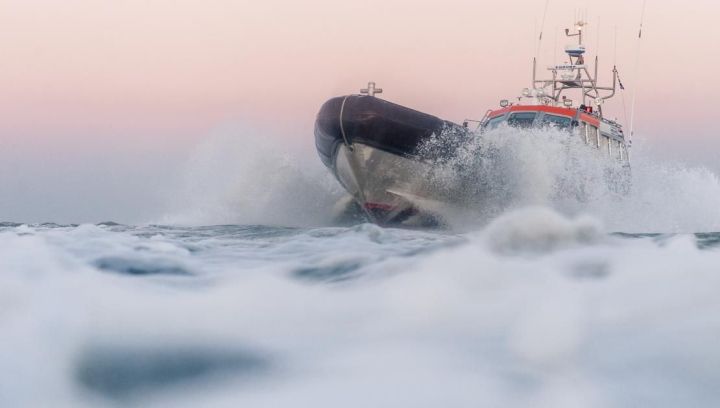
[629,0,647,145]
[535,0,551,59]
[595,17,601,57]
[613,25,618,65]
[553,25,559,64]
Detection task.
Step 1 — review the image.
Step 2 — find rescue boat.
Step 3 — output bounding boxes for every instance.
[314,20,631,226]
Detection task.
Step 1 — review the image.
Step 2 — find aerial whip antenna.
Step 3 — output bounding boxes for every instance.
[535,0,551,59]
[613,25,618,65]
[553,25,559,64]
[629,0,647,146]
[595,17,601,57]
[615,26,630,131]
[532,0,550,95]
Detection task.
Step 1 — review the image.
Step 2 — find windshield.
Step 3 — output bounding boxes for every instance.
[484,116,506,129]
[542,114,572,130]
[507,112,537,128]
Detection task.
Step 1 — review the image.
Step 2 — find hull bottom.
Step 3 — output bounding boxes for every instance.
[331,141,632,227]
[334,143,449,226]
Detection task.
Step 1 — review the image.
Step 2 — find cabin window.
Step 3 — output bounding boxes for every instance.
[507,112,537,128]
[541,114,572,130]
[580,123,589,144]
[586,125,599,147]
[599,135,609,154]
[484,116,506,130]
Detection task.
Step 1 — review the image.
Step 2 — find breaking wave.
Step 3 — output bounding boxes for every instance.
[160,126,345,227]
[162,123,720,233]
[414,125,720,232]
[532,127,720,232]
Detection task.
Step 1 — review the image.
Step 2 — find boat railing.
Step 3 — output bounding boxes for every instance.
[462,119,483,131]
[462,109,492,131]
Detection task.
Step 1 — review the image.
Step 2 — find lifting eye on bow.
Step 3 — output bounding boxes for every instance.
[360,82,383,97]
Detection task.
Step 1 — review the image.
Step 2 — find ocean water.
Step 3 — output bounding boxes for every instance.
[5,127,720,407]
[3,215,720,407]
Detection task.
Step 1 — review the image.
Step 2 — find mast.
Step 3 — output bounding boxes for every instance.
[526,19,618,119]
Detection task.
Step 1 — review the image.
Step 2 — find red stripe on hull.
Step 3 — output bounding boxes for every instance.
[487,105,601,127]
[488,105,578,118]
[363,202,396,211]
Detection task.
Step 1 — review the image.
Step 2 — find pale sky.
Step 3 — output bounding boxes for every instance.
[1,0,718,223]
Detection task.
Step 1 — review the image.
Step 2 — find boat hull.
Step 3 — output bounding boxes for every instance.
[334,143,450,225]
[314,97,631,226]
[314,95,468,225]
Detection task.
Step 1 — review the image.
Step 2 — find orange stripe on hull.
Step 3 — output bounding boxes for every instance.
[488,105,601,127]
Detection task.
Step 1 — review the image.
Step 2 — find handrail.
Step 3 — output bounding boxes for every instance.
[462,110,492,131]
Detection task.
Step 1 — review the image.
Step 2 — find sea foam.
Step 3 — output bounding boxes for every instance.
[2,213,720,407]
[161,124,720,233]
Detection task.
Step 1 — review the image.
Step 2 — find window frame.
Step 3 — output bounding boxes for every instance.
[585,124,599,148]
[484,115,506,130]
[541,114,573,130]
[506,112,538,128]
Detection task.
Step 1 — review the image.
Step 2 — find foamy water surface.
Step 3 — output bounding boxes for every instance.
[5,127,720,407]
[2,209,720,407]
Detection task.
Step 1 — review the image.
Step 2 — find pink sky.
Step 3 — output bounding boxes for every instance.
[1,0,719,221]
[2,0,717,142]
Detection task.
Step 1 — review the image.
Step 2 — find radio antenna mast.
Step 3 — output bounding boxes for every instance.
[535,0,551,59]
[629,0,647,145]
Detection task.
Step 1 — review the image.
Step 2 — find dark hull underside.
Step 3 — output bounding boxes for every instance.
[314,95,467,168]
